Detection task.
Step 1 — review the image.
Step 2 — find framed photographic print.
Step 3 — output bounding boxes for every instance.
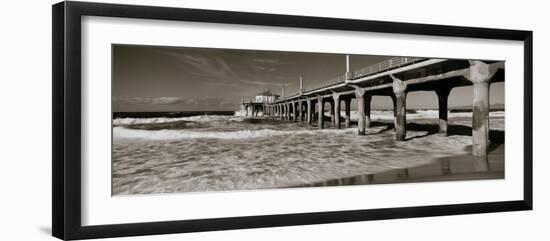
[52,1,533,240]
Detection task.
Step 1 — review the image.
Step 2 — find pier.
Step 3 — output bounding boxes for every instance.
[243,57,505,156]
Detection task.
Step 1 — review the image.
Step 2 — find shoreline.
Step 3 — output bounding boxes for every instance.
[296,145,504,188]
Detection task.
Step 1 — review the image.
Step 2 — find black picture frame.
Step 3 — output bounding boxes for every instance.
[52,1,533,240]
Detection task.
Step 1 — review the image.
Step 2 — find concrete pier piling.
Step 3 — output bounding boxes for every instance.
[391,74,408,141]
[436,87,451,136]
[364,94,372,129]
[471,78,490,156]
[286,103,292,120]
[329,100,335,125]
[468,61,496,156]
[306,98,312,124]
[355,88,366,135]
[292,102,300,121]
[344,98,351,128]
[333,93,341,129]
[318,95,324,129]
[298,101,303,122]
[290,103,294,120]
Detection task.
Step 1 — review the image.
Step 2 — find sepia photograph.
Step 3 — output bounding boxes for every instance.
[111,45,505,196]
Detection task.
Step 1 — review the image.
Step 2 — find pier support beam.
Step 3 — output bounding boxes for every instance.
[333,93,341,129]
[390,95,397,120]
[365,94,372,129]
[329,99,335,125]
[285,103,289,120]
[468,61,496,156]
[355,88,366,135]
[302,101,307,122]
[391,74,408,141]
[344,98,351,128]
[317,96,325,129]
[436,87,451,136]
[298,101,303,122]
[306,98,312,125]
[293,102,298,122]
[288,103,292,120]
[285,103,290,120]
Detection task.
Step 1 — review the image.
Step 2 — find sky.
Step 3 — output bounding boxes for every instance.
[112,45,504,112]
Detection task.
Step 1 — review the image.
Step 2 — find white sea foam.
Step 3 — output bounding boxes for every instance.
[234,110,266,117]
[113,126,356,141]
[233,109,247,117]
[345,110,504,121]
[113,115,244,125]
[113,117,189,125]
[113,110,504,126]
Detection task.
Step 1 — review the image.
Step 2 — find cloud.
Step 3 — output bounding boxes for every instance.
[162,51,239,80]
[238,79,290,87]
[113,97,185,105]
[113,97,235,107]
[252,65,277,72]
[160,50,287,90]
[252,58,280,64]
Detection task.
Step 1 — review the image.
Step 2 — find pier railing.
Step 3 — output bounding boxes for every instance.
[306,74,347,92]
[303,57,426,93]
[353,57,425,79]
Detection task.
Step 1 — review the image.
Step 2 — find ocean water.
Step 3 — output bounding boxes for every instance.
[112,110,505,195]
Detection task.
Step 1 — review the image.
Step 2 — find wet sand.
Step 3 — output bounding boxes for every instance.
[301,144,504,187]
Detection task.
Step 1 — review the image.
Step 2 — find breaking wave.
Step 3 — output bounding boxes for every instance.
[113,115,245,126]
[113,126,355,141]
[113,110,505,127]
